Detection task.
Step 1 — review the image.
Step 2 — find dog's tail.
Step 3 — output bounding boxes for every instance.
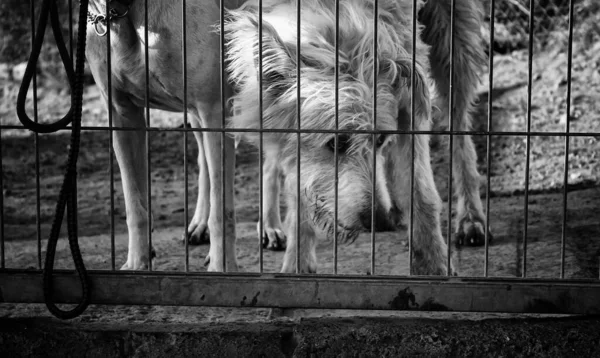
[419,0,487,77]
[418,0,486,131]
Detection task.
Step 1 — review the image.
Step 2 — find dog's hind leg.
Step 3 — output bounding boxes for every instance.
[420,0,491,247]
[200,105,239,272]
[257,146,286,251]
[389,131,451,276]
[183,118,211,245]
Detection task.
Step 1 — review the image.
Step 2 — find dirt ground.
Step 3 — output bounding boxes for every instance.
[1,29,600,279]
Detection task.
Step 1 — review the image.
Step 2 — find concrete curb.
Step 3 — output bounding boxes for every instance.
[1,313,600,357]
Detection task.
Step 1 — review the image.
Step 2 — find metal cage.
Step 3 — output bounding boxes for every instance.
[1,0,599,316]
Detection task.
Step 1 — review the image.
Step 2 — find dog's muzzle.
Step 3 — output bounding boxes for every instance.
[358,204,400,232]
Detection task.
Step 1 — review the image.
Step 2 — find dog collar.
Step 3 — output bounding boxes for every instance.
[86,0,133,37]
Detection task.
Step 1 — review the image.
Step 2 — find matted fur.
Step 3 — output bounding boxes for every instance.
[225,0,475,274]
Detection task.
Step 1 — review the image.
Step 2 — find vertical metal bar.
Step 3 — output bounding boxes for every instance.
[219,0,227,273]
[409,0,417,275]
[370,0,379,276]
[30,0,42,270]
[71,0,79,272]
[333,0,340,275]
[144,0,153,271]
[68,0,73,61]
[446,0,456,276]
[182,0,190,272]
[560,0,575,279]
[523,0,536,278]
[258,0,265,273]
[485,0,496,278]
[0,123,4,268]
[105,0,116,272]
[103,16,115,271]
[296,0,301,274]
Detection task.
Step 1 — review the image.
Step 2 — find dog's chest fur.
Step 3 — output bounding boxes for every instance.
[85,1,229,112]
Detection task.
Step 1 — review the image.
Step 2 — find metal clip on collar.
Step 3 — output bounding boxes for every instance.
[87,0,130,36]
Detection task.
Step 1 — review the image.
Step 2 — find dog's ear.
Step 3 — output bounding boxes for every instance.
[245,17,298,96]
[395,58,431,124]
[224,9,298,98]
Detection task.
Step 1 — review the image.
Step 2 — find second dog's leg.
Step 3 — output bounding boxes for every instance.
[280,174,317,274]
[183,120,210,245]
[257,148,286,251]
[421,0,490,247]
[389,133,451,276]
[201,113,238,272]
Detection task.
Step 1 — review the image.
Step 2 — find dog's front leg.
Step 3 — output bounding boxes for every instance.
[258,143,286,251]
[183,121,210,245]
[280,174,317,274]
[109,96,152,270]
[389,133,451,276]
[201,127,238,272]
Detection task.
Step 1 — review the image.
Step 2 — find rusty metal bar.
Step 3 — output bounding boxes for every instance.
[29,0,43,270]
[220,0,227,273]
[182,0,190,272]
[105,0,116,272]
[68,0,73,59]
[71,3,80,274]
[522,0,537,279]
[485,0,496,278]
[258,0,264,273]
[408,0,417,275]
[446,0,456,276]
[333,0,340,274]
[561,0,575,279]
[296,0,301,274]
[370,0,379,276]
[2,270,599,314]
[0,123,3,268]
[143,0,153,272]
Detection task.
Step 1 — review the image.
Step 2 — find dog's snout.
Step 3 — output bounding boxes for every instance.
[359,210,373,230]
[359,205,399,232]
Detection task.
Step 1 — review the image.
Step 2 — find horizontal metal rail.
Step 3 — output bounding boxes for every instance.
[1,270,599,314]
[1,125,599,137]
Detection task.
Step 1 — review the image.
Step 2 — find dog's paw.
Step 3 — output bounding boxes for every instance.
[455,217,492,247]
[182,222,210,245]
[299,263,317,274]
[120,247,156,270]
[203,254,240,272]
[204,255,222,272]
[280,258,317,274]
[120,257,149,271]
[257,222,286,251]
[120,262,147,270]
[411,262,449,276]
[280,264,316,274]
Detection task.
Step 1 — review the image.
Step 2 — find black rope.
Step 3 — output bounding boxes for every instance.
[16,0,90,320]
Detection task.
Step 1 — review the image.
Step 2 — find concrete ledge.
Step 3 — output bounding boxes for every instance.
[1,305,600,357]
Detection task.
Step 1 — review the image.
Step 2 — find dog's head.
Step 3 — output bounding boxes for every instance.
[226,0,431,240]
